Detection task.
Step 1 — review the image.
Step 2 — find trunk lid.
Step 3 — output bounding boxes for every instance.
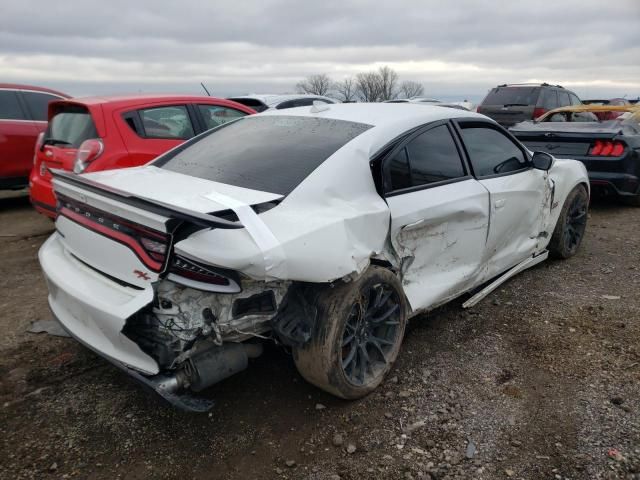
[510,121,621,158]
[51,167,282,288]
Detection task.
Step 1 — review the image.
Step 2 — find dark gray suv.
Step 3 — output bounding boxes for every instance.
[477,83,582,127]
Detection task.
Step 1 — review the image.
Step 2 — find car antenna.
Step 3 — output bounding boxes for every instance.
[200,83,211,96]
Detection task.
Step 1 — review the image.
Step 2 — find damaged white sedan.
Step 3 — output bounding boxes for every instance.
[39,103,589,410]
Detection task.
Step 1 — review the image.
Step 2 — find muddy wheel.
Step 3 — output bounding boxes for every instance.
[293,266,407,399]
[548,185,589,259]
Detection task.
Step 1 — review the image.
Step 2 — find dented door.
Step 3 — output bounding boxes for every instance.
[386,179,490,311]
[479,168,550,279]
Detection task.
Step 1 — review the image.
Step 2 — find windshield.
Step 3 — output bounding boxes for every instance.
[155,115,373,195]
[46,105,98,148]
[482,87,540,106]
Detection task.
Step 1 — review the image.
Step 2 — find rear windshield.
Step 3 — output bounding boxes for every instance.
[481,87,540,106]
[46,104,98,148]
[155,115,372,195]
[227,98,268,113]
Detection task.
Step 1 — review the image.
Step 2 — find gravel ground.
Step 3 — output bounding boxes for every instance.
[0,191,638,480]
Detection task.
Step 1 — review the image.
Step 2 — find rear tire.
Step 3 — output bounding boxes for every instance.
[548,185,589,259]
[293,266,407,399]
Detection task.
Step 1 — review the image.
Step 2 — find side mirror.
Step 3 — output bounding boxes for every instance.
[532,151,554,171]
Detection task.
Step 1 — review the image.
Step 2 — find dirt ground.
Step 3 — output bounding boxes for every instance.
[0,190,638,480]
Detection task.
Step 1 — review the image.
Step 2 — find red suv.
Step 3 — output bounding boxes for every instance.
[0,84,69,189]
[30,95,255,217]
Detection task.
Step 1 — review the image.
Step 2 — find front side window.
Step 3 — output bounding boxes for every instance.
[460,126,528,177]
[0,90,26,120]
[198,104,247,130]
[569,93,582,106]
[139,105,194,139]
[23,92,61,121]
[156,116,372,195]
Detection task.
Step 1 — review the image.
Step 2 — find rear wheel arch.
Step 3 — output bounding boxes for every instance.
[292,265,408,399]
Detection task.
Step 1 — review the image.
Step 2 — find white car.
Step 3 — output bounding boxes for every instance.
[227,93,335,112]
[39,103,589,411]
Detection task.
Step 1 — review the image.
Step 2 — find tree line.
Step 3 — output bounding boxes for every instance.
[295,66,425,102]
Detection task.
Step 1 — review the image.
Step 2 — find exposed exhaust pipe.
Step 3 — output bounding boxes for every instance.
[160,343,263,393]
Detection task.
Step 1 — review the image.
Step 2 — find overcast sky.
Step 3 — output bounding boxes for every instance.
[1,0,639,102]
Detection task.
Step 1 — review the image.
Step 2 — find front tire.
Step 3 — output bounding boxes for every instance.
[548,185,589,259]
[293,266,408,399]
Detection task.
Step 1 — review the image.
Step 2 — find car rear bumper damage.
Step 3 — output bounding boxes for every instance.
[40,233,160,374]
[39,233,282,412]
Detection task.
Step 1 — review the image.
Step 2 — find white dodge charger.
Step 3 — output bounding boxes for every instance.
[39,103,589,411]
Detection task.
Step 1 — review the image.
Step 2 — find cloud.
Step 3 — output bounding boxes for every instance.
[1,0,638,100]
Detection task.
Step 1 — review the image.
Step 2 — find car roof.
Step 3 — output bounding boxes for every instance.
[229,93,335,107]
[259,102,483,131]
[48,94,255,114]
[0,83,70,98]
[55,94,241,107]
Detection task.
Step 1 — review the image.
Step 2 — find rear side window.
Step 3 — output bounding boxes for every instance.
[386,148,412,190]
[156,116,372,195]
[406,125,465,186]
[482,87,540,106]
[384,125,466,192]
[46,105,98,148]
[22,92,61,121]
[0,90,26,120]
[139,105,194,139]
[558,92,571,107]
[460,126,527,177]
[539,90,558,110]
[198,104,247,130]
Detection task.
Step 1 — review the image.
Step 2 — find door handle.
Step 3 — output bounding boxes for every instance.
[402,218,425,231]
[494,199,506,210]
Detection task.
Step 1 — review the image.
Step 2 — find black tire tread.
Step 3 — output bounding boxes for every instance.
[292,266,407,399]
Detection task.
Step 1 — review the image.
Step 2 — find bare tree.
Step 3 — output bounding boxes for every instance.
[399,80,425,99]
[333,77,357,102]
[376,66,399,101]
[295,74,332,96]
[354,66,400,102]
[355,72,382,102]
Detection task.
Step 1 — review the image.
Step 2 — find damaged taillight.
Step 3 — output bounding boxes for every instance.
[588,140,625,157]
[168,256,241,293]
[139,237,168,261]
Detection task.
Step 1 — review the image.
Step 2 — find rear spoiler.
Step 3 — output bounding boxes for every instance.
[50,169,243,230]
